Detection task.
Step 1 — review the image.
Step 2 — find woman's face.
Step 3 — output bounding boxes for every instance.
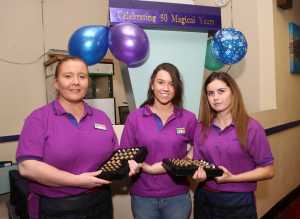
[54,60,89,103]
[206,79,232,114]
[151,69,175,106]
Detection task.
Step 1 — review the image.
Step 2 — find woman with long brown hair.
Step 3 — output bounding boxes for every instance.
[193,72,275,219]
[121,63,197,219]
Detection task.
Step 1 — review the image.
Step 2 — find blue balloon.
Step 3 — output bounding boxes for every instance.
[211,28,248,65]
[68,25,109,66]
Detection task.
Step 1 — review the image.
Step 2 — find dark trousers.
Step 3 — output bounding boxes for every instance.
[194,187,257,219]
[39,186,113,219]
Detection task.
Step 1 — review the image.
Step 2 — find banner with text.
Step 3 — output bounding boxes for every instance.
[109,0,221,32]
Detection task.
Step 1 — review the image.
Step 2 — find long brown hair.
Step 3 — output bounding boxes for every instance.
[200,72,249,149]
[141,63,183,107]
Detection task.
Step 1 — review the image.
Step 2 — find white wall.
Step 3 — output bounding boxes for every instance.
[0,0,46,160]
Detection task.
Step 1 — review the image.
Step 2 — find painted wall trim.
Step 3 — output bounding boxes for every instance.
[0,135,19,143]
[265,120,300,136]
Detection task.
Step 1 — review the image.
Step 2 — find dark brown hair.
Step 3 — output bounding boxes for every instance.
[200,72,249,148]
[141,63,183,107]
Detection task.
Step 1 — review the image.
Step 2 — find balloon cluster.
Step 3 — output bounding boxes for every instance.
[205,28,248,71]
[68,23,149,67]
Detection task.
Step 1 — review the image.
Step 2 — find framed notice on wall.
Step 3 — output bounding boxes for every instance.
[289,22,300,74]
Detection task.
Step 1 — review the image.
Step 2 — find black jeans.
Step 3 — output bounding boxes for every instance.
[39,186,112,219]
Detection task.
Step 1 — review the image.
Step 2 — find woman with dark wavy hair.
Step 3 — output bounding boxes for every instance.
[121,63,197,219]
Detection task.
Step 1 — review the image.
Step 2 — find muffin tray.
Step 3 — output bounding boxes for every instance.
[162,158,223,179]
[97,147,148,180]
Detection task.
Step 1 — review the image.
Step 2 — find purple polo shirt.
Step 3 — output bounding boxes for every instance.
[120,105,197,197]
[16,100,118,218]
[193,118,274,192]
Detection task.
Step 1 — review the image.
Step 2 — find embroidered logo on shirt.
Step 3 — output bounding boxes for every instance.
[176,127,186,135]
[94,123,107,130]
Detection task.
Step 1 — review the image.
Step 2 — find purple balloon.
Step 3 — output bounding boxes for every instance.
[109,23,149,67]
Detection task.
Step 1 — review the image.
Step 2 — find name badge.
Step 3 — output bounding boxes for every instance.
[176,127,186,135]
[94,123,107,130]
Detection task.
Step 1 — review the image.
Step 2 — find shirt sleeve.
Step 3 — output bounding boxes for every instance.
[120,113,137,148]
[16,114,46,162]
[247,120,274,167]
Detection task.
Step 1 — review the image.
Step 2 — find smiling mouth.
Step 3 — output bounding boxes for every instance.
[70,89,81,93]
[160,95,171,100]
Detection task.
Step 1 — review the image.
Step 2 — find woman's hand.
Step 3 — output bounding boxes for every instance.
[192,167,207,182]
[142,162,166,174]
[215,164,275,183]
[128,160,143,176]
[214,166,233,183]
[76,170,111,189]
[18,160,111,188]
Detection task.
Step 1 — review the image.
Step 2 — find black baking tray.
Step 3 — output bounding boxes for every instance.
[162,158,223,179]
[97,146,148,180]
